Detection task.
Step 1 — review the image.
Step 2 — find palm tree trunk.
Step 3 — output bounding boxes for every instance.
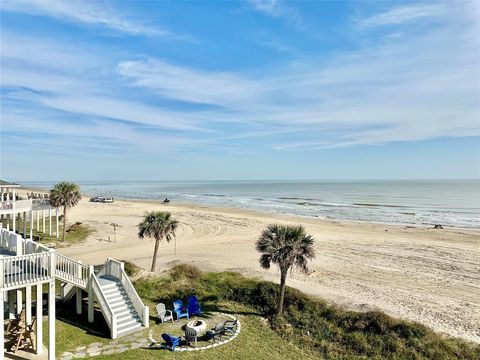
[62,207,67,242]
[151,238,160,272]
[277,269,287,317]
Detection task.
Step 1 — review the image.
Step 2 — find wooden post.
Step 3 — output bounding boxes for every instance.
[36,284,43,355]
[23,211,27,237]
[56,208,59,238]
[88,265,94,323]
[30,211,33,240]
[16,289,22,315]
[8,290,15,319]
[42,210,46,233]
[48,281,55,360]
[49,209,52,235]
[26,285,32,325]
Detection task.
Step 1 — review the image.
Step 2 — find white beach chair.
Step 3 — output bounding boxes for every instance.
[156,303,174,323]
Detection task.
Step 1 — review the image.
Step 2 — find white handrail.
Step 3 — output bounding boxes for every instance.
[55,253,90,289]
[91,274,117,338]
[1,252,53,288]
[105,258,149,328]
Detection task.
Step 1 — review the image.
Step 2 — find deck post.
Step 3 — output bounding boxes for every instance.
[36,283,43,355]
[37,210,40,231]
[76,288,82,315]
[42,210,46,233]
[8,290,15,319]
[23,211,27,237]
[56,208,59,238]
[26,285,32,325]
[0,290,4,356]
[49,209,52,235]
[48,280,55,360]
[12,211,16,232]
[30,210,33,239]
[16,289,22,315]
[88,265,94,322]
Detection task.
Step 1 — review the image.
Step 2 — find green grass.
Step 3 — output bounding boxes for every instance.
[49,264,479,360]
[1,216,93,246]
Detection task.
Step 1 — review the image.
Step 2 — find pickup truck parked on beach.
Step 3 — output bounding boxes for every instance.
[90,196,114,203]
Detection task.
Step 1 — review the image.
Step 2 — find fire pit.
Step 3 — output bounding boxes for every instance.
[186,319,207,334]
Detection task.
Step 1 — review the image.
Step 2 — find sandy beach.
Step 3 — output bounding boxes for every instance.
[32,193,479,343]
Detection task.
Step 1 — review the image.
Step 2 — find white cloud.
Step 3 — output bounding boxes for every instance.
[117,59,263,109]
[248,0,305,30]
[356,4,447,28]
[2,1,478,155]
[1,0,165,36]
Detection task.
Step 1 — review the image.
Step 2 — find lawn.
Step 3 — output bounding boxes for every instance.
[1,216,93,246]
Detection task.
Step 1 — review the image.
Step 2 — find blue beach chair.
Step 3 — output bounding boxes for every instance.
[187,295,202,316]
[173,299,189,320]
[161,333,181,351]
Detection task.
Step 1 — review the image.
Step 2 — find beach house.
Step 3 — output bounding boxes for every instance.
[1,181,149,359]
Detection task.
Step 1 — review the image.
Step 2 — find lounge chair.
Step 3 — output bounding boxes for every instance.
[187,295,201,316]
[161,333,181,351]
[156,303,174,323]
[184,328,198,348]
[6,309,25,336]
[173,300,189,320]
[206,323,225,342]
[224,318,238,335]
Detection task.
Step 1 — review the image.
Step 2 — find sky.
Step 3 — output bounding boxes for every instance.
[0,0,479,181]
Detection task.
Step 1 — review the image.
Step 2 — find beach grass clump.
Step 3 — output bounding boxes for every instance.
[133,265,480,360]
[169,263,202,281]
[121,259,141,277]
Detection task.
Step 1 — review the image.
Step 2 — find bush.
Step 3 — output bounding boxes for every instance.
[169,263,202,281]
[66,222,83,232]
[122,259,141,277]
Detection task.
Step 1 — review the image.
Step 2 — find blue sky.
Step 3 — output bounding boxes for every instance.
[0,0,479,181]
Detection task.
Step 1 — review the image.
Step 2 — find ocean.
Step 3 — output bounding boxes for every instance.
[22,180,480,229]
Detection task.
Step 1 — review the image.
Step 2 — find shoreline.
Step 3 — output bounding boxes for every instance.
[16,187,480,343]
[21,185,480,232]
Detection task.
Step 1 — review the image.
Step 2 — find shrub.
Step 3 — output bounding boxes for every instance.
[66,222,83,232]
[169,263,202,281]
[122,259,141,277]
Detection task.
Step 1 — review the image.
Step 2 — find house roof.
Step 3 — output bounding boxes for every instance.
[0,179,21,187]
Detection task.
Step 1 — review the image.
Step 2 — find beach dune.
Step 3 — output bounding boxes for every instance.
[50,196,480,343]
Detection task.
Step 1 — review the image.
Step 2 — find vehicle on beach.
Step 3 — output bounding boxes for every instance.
[90,196,114,203]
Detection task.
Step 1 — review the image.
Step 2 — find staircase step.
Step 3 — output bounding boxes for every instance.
[117,311,140,322]
[116,321,143,337]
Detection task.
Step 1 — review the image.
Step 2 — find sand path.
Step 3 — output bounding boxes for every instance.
[53,197,479,343]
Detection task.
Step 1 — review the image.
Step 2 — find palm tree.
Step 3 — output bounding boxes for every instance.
[256,224,315,317]
[138,211,178,272]
[49,182,82,242]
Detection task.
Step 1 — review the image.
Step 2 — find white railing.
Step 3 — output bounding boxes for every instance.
[0,252,53,289]
[55,253,90,289]
[0,199,33,214]
[1,228,22,255]
[32,199,54,211]
[105,258,149,328]
[91,274,117,338]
